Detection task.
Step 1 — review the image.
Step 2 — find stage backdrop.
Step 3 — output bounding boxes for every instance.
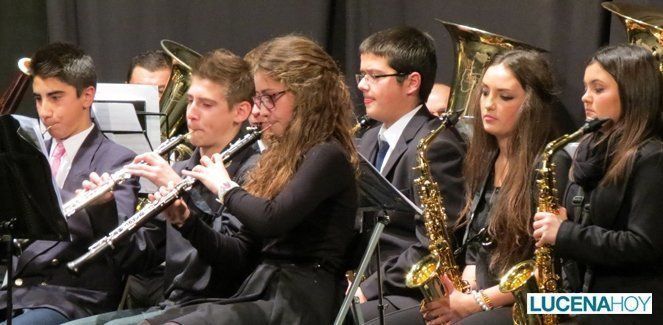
[1,0,661,129]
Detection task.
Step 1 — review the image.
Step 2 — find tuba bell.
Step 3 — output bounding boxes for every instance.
[437,20,545,139]
[602,2,663,73]
[159,40,202,160]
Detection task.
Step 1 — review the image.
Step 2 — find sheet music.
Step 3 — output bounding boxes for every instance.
[11,114,65,211]
[357,153,423,215]
[93,103,144,132]
[94,83,161,150]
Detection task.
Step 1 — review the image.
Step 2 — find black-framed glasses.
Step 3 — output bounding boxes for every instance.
[355,72,408,85]
[252,90,287,110]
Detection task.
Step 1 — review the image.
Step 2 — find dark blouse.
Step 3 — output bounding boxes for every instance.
[179,140,358,274]
[463,149,571,291]
[465,183,500,289]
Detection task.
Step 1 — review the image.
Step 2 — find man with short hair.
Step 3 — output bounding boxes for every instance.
[66,48,259,325]
[127,50,172,99]
[0,42,139,324]
[354,26,466,321]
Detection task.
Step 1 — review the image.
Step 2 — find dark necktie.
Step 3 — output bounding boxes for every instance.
[374,139,390,171]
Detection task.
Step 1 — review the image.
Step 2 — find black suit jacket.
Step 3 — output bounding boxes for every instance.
[0,127,139,320]
[557,139,663,324]
[358,107,466,302]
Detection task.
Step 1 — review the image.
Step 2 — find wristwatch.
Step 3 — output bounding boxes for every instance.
[216,180,239,203]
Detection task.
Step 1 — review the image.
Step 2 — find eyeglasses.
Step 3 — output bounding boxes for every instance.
[252,90,287,110]
[355,72,408,85]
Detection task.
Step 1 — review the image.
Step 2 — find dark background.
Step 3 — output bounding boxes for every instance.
[2,0,662,128]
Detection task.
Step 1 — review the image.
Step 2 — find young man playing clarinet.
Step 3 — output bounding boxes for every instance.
[0,42,140,324]
[65,48,259,325]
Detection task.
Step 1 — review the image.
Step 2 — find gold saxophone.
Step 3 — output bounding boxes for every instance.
[499,118,607,325]
[405,116,470,299]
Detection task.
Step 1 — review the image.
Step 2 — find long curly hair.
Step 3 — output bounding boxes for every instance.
[457,50,563,275]
[243,35,359,198]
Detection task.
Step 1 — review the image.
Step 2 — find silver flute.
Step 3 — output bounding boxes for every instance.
[66,127,263,273]
[62,133,191,218]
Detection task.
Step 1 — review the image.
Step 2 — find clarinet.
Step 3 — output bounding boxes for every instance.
[66,127,262,273]
[62,133,191,218]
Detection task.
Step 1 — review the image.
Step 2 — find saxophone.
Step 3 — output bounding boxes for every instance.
[405,116,470,299]
[499,118,607,325]
[66,127,263,273]
[62,133,191,218]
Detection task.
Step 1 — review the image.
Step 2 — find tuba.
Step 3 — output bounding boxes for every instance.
[404,21,543,300]
[0,58,32,116]
[602,1,663,73]
[437,20,544,138]
[159,40,202,160]
[499,118,608,325]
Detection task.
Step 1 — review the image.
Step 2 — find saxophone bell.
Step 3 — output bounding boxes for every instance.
[405,254,445,300]
[499,260,541,325]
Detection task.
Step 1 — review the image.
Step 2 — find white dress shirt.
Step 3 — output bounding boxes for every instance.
[377,105,422,172]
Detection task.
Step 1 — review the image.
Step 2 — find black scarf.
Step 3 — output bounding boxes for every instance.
[572,132,612,191]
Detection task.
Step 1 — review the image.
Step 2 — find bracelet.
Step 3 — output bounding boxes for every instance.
[471,290,487,311]
[471,290,493,312]
[479,290,494,310]
[216,180,239,203]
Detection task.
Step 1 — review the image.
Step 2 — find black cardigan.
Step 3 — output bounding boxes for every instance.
[557,139,663,324]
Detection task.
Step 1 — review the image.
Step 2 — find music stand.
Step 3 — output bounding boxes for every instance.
[91,84,162,194]
[93,83,161,151]
[0,115,69,324]
[334,154,422,325]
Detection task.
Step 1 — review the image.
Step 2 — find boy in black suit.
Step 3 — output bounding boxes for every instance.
[0,42,139,324]
[355,26,466,321]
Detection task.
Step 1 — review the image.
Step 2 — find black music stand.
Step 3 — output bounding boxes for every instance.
[0,115,69,324]
[334,154,422,325]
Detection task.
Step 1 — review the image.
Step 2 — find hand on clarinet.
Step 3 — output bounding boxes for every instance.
[150,180,190,228]
[78,172,113,205]
[182,153,231,196]
[126,152,182,187]
[533,207,567,247]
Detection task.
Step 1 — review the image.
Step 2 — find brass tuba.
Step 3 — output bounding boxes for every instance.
[159,40,202,160]
[438,20,544,138]
[602,1,663,73]
[404,20,543,300]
